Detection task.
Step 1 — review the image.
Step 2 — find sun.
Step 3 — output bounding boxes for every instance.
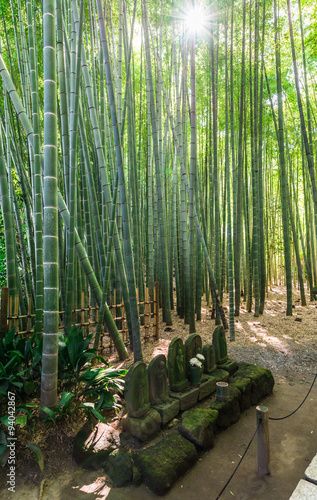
[184,4,207,34]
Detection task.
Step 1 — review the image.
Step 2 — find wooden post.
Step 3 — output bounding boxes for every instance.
[27,296,32,334]
[8,295,12,331]
[110,290,116,352]
[71,292,74,326]
[136,288,140,315]
[256,405,270,475]
[154,282,159,339]
[122,303,127,343]
[0,287,8,336]
[144,287,150,341]
[80,292,85,328]
[14,295,19,333]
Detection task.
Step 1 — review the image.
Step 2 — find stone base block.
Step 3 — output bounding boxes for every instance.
[198,369,229,401]
[233,362,274,405]
[217,359,238,375]
[230,376,251,410]
[153,398,180,425]
[170,386,199,411]
[133,434,197,496]
[122,408,161,442]
[179,408,218,449]
[210,385,241,429]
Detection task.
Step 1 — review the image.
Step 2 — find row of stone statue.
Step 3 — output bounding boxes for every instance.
[124,326,229,420]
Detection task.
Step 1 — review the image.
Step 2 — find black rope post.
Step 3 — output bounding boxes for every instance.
[256,405,270,475]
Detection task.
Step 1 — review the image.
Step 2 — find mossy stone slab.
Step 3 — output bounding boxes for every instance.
[210,385,241,429]
[179,408,219,449]
[230,377,252,410]
[103,449,133,488]
[170,386,199,411]
[133,434,197,495]
[233,363,274,405]
[198,369,229,401]
[122,408,161,442]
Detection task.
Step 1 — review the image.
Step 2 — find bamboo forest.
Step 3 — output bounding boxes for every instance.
[0,0,317,498]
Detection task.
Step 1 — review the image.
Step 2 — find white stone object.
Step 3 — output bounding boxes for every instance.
[289,479,317,499]
[305,453,317,485]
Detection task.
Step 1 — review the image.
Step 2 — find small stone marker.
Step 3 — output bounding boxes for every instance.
[213,326,238,375]
[305,453,317,485]
[124,361,150,418]
[213,326,228,365]
[202,344,217,374]
[185,334,203,378]
[148,355,169,405]
[168,337,189,392]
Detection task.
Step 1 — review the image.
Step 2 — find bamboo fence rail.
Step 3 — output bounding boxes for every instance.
[0,283,159,355]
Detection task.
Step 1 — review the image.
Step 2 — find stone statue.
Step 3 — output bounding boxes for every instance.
[124,361,150,418]
[185,334,203,377]
[212,326,228,365]
[148,355,169,405]
[202,344,217,374]
[168,337,189,392]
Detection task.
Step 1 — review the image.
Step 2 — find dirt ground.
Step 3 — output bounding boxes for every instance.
[1,285,317,500]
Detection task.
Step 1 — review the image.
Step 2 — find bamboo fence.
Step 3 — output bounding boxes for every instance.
[0,283,159,355]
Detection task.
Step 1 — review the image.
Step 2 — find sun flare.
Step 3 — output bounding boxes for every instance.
[184,4,207,34]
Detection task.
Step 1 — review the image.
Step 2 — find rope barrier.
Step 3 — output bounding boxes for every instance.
[269,373,317,421]
[215,372,317,499]
[215,423,260,500]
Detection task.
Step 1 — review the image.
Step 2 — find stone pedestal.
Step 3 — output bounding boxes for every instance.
[122,408,161,442]
[153,398,180,425]
[210,385,241,429]
[217,359,238,375]
[198,369,229,401]
[170,386,199,411]
[179,408,219,449]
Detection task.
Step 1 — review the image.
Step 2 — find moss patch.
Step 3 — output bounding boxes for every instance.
[233,363,274,405]
[179,408,218,449]
[210,386,241,428]
[103,449,133,487]
[133,434,197,495]
[230,377,252,410]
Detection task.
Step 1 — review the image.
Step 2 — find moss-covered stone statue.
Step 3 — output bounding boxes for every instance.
[168,338,201,411]
[168,338,189,393]
[212,326,237,375]
[123,362,161,441]
[148,354,169,404]
[185,334,203,378]
[148,354,179,424]
[202,344,217,374]
[124,361,150,418]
